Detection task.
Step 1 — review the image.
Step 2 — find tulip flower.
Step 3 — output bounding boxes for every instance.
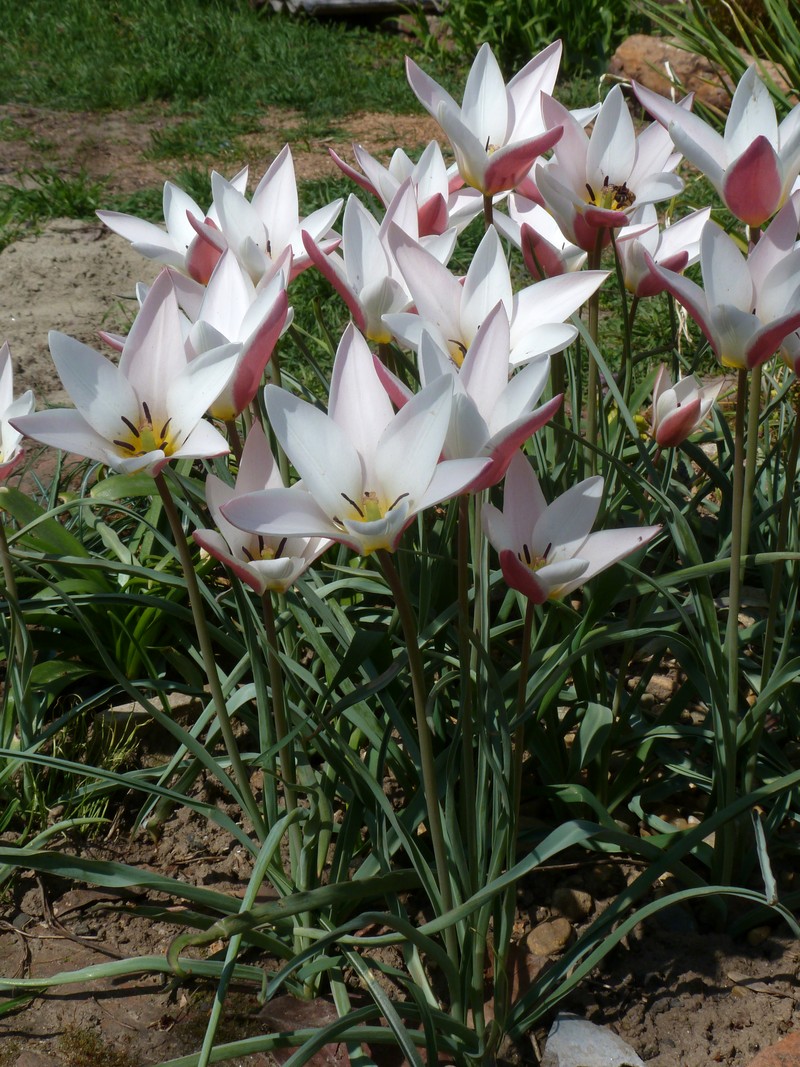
[406,41,564,196]
[377,302,561,491]
[535,85,684,252]
[384,223,607,366]
[483,452,660,603]
[11,272,240,476]
[303,182,456,344]
[222,325,489,556]
[193,423,331,594]
[0,343,35,480]
[648,197,800,370]
[97,168,247,285]
[187,145,342,284]
[634,67,800,228]
[329,140,483,235]
[615,204,710,298]
[493,193,587,278]
[650,365,722,448]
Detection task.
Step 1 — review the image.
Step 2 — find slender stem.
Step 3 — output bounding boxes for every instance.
[483,193,493,230]
[224,419,243,465]
[586,232,604,475]
[155,470,266,841]
[0,518,21,666]
[377,549,461,1006]
[740,364,762,560]
[717,368,748,883]
[457,495,477,897]
[261,592,301,871]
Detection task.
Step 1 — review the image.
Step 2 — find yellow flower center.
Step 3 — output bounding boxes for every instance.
[585,176,636,212]
[519,542,551,571]
[243,536,287,562]
[113,402,176,458]
[448,338,468,368]
[336,489,409,526]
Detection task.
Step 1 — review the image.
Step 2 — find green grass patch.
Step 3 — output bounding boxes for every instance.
[0,168,108,250]
[0,0,465,119]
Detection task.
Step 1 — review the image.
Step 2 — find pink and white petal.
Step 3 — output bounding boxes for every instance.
[701,224,753,310]
[586,86,636,187]
[389,224,463,340]
[541,95,588,190]
[649,255,714,345]
[435,100,489,191]
[476,397,561,490]
[460,301,512,414]
[302,233,366,333]
[559,526,660,595]
[170,417,230,462]
[500,451,547,547]
[513,270,607,332]
[489,358,552,432]
[96,211,177,262]
[343,197,391,292]
[482,130,562,196]
[446,391,491,460]
[413,456,491,509]
[746,308,800,368]
[533,556,591,598]
[251,146,299,252]
[224,486,342,541]
[237,421,282,495]
[633,172,685,206]
[164,183,206,251]
[329,146,379,199]
[722,137,782,226]
[48,332,139,440]
[655,395,702,447]
[10,408,113,466]
[725,67,778,162]
[510,323,577,366]
[667,120,725,192]
[534,476,604,560]
[330,324,395,460]
[119,271,188,400]
[461,43,508,148]
[482,500,514,553]
[418,193,450,236]
[300,198,344,246]
[418,329,456,390]
[166,344,240,437]
[405,56,460,122]
[264,385,364,519]
[499,548,550,603]
[200,251,254,337]
[461,229,513,341]
[507,39,562,133]
[374,375,453,505]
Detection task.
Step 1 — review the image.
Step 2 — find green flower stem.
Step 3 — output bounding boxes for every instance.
[155,470,266,842]
[585,232,604,475]
[746,389,800,791]
[261,591,302,876]
[483,193,493,230]
[224,419,243,465]
[717,367,748,883]
[740,364,762,560]
[378,340,400,381]
[0,517,21,668]
[609,231,634,408]
[457,495,477,898]
[377,548,461,1009]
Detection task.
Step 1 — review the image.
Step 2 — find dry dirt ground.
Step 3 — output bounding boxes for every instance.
[1,103,799,1067]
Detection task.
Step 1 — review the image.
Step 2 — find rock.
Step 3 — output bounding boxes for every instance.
[747,924,773,947]
[541,1013,645,1067]
[552,887,594,921]
[525,917,574,956]
[746,1031,800,1066]
[13,1054,64,1067]
[609,34,795,112]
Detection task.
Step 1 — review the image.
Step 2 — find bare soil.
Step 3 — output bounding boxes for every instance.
[1,102,798,1066]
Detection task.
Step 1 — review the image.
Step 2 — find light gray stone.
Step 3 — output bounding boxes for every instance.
[541,1013,645,1067]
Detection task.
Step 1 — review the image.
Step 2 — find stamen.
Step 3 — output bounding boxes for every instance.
[543,542,552,559]
[242,547,255,561]
[388,492,409,511]
[159,417,172,439]
[121,416,140,437]
[142,401,153,425]
[258,535,265,552]
[276,538,287,559]
[267,239,272,257]
[523,544,532,564]
[586,183,595,201]
[341,492,365,518]
[113,439,138,453]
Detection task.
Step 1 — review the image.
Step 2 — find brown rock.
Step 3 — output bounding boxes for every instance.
[551,887,594,921]
[609,34,795,112]
[13,1054,64,1067]
[746,1031,800,1067]
[525,917,574,956]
